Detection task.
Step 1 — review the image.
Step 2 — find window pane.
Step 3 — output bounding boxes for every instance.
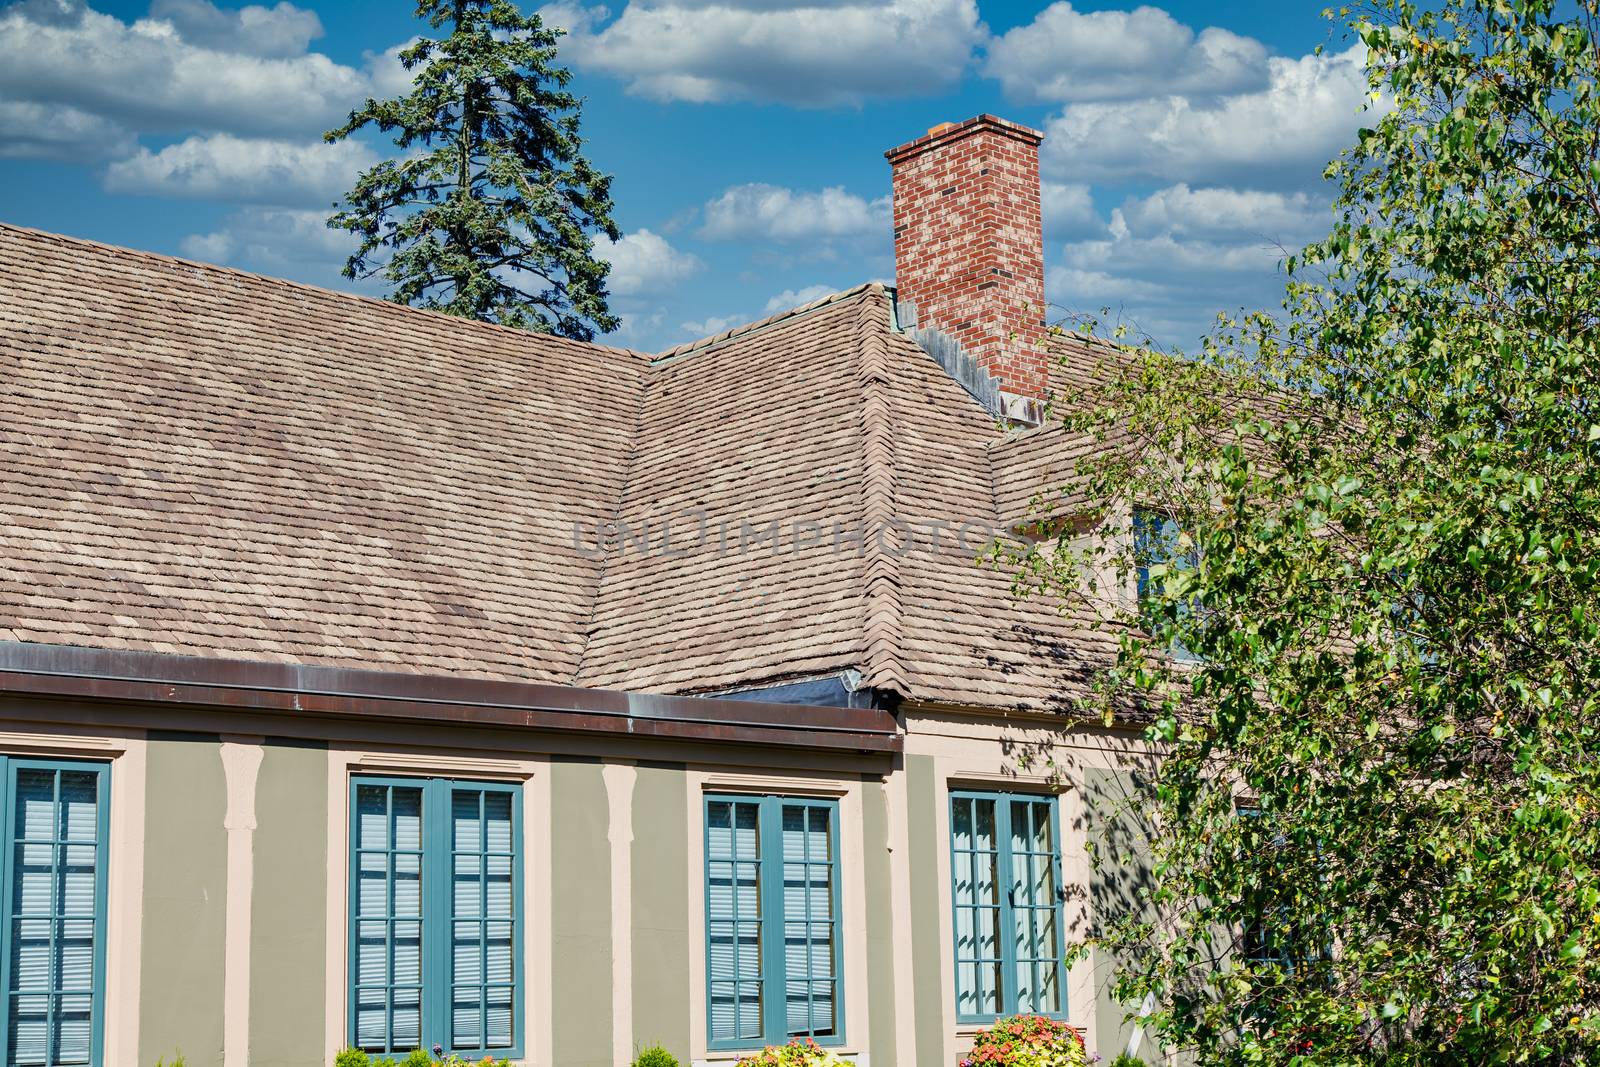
[953,796,1002,1018]
[952,792,1063,1021]
[448,787,516,1053]
[779,803,836,1039]
[6,765,107,1067]
[709,796,839,1047]
[350,778,521,1056]
[352,783,427,1054]
[707,797,763,1047]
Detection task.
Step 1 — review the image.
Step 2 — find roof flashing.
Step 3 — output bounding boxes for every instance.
[892,296,1042,427]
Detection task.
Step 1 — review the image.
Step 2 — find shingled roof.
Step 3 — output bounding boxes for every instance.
[0,222,1121,713]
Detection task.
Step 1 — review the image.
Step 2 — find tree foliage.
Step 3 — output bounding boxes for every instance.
[326,0,619,339]
[1032,1,1600,1063]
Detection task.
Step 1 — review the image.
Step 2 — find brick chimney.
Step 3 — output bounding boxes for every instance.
[886,115,1048,407]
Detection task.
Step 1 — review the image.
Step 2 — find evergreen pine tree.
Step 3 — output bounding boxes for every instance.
[326,0,619,340]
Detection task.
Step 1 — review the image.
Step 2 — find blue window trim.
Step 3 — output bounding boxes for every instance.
[347,775,524,1060]
[948,789,1068,1026]
[0,756,112,1067]
[703,793,846,1051]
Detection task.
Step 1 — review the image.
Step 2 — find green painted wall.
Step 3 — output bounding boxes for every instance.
[1082,766,1159,1061]
[249,739,329,1067]
[139,732,228,1067]
[551,757,612,1067]
[630,762,690,1062]
[904,754,946,1065]
[861,775,898,1067]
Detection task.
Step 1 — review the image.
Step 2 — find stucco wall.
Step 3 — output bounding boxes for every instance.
[552,757,614,1067]
[139,731,228,1067]
[631,761,691,1061]
[250,739,330,1067]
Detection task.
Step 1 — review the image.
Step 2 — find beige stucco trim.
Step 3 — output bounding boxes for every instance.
[685,767,870,1066]
[220,737,265,1067]
[323,745,553,1066]
[525,756,554,1067]
[0,721,145,1066]
[603,761,637,1067]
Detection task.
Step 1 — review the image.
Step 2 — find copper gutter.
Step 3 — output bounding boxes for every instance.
[0,642,902,754]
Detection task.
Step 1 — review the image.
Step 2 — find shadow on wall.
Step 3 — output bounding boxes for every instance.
[1081,758,1164,1062]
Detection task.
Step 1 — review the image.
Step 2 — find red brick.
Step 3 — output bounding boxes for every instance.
[885,116,1048,399]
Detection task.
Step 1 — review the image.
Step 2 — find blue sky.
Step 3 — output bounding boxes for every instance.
[0,0,1374,353]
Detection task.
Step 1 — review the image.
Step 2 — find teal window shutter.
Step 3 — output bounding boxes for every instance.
[705,794,843,1050]
[349,777,522,1059]
[949,790,1067,1023]
[0,757,111,1067]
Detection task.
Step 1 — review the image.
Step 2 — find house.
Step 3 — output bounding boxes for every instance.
[0,115,1158,1067]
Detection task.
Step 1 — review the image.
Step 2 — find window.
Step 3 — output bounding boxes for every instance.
[704,794,842,1049]
[949,790,1066,1022]
[1133,508,1201,659]
[349,777,522,1059]
[0,758,110,1067]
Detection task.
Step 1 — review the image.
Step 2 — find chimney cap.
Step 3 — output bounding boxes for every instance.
[885,114,1044,165]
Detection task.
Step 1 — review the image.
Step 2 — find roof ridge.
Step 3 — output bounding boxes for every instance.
[852,288,908,696]
[0,221,653,362]
[651,282,877,364]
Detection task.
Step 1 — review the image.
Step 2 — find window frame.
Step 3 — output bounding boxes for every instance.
[947,788,1069,1026]
[346,774,525,1060]
[0,756,112,1067]
[702,792,846,1052]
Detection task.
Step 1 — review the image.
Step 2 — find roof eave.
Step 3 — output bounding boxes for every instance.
[0,642,902,755]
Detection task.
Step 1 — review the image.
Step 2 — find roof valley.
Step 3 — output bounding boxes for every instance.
[571,339,651,686]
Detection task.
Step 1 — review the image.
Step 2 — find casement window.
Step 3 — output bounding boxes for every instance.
[1133,508,1202,660]
[0,758,110,1067]
[704,794,843,1050]
[349,777,523,1059]
[949,790,1067,1023]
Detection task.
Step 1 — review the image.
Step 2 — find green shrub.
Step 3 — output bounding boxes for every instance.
[733,1037,849,1066]
[153,1057,187,1067]
[633,1043,683,1067]
[333,1050,513,1067]
[1109,1056,1145,1067]
[958,1015,1087,1067]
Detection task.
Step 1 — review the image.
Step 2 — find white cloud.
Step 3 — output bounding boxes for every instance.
[178,229,236,262]
[680,312,746,337]
[764,284,837,312]
[701,183,889,242]
[1041,181,1103,239]
[104,134,375,205]
[1047,183,1330,347]
[362,38,422,100]
[180,205,359,272]
[1117,183,1325,244]
[594,228,703,296]
[0,2,375,140]
[147,0,323,59]
[542,0,983,106]
[0,100,134,161]
[986,2,1267,103]
[1040,44,1376,186]
[608,306,668,346]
